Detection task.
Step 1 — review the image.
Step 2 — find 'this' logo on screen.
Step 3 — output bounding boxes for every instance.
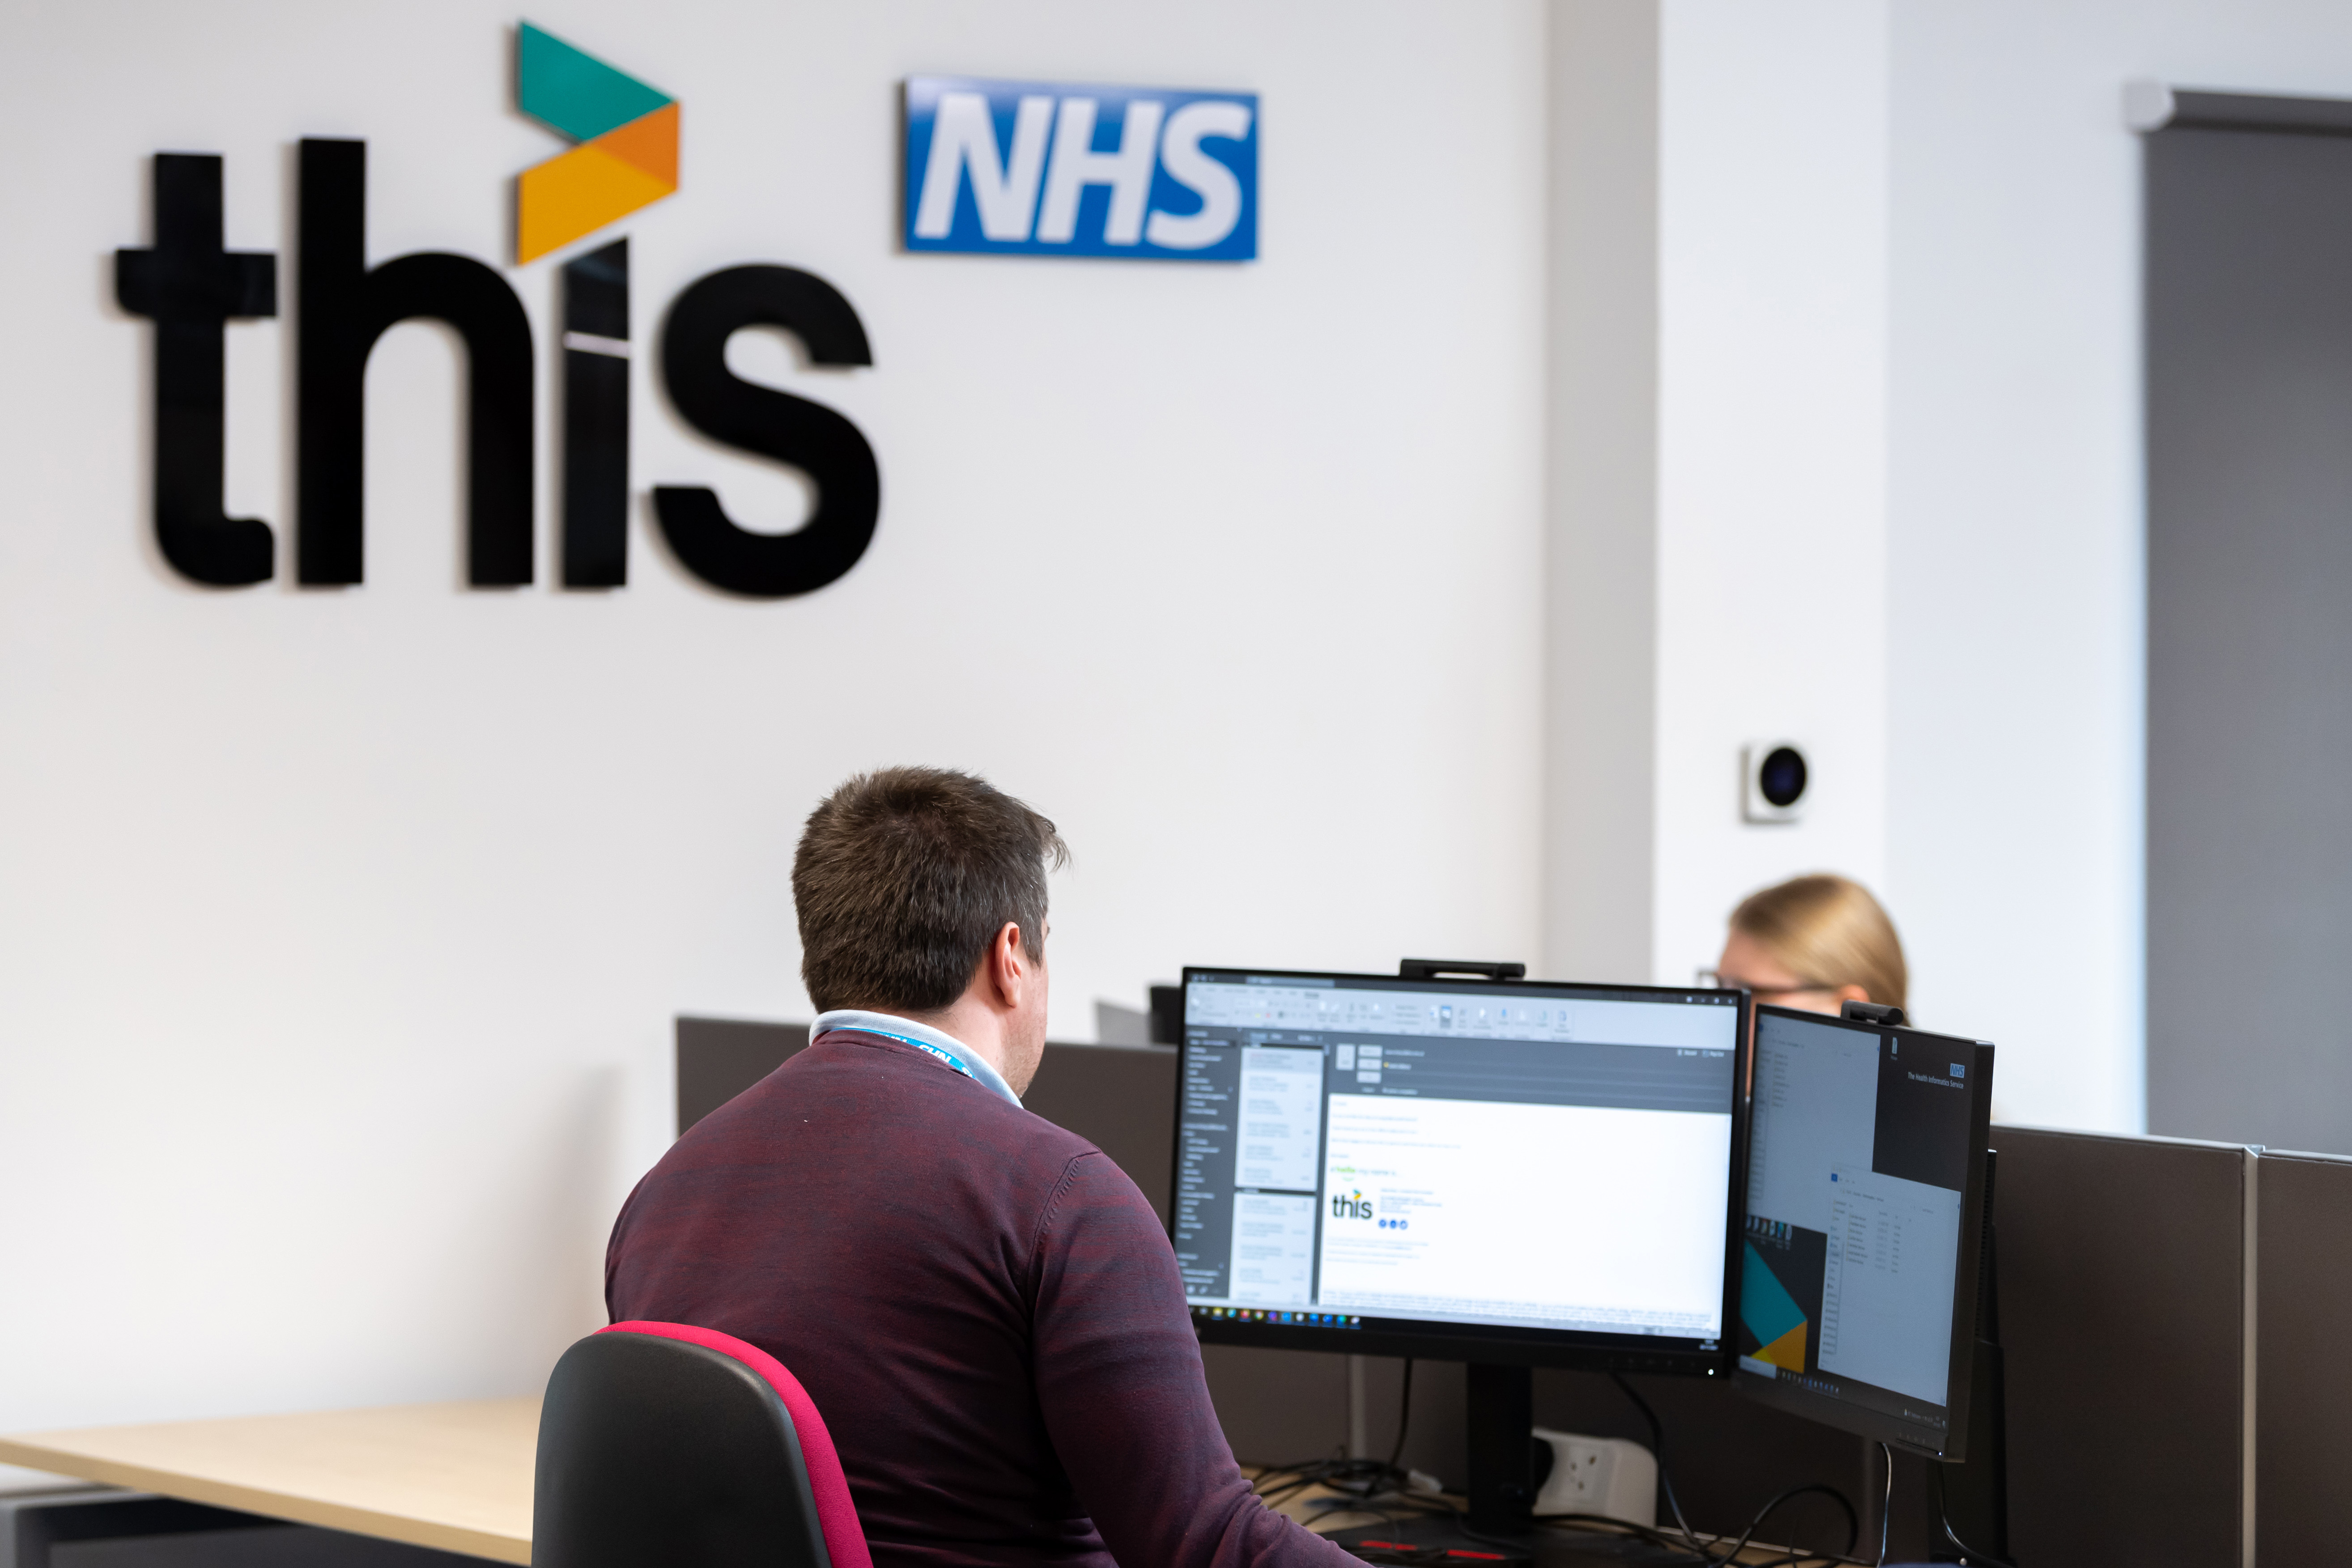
[1331,1189,1374,1221]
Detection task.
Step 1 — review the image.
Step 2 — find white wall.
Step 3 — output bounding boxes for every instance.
[0,0,1547,1434]
[1545,0,1893,999]
[1651,0,1891,989]
[1886,0,2352,1133]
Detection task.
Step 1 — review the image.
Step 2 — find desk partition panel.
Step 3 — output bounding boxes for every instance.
[672,1018,1173,1215]
[674,1016,809,1135]
[1991,1126,2250,1567]
[2254,1147,2352,1562]
[1015,1042,1177,1224]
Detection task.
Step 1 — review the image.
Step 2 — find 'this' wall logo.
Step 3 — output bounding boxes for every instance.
[115,22,878,598]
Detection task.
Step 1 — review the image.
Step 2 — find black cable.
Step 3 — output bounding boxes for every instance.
[1610,1370,1707,1560]
[1252,1453,1367,1508]
[1535,1506,1866,1568]
[1310,1366,1870,1568]
[1253,1364,1424,1525]
[1931,1464,2017,1568]
[1385,1358,1416,1480]
[1530,1511,1708,1560]
[1711,1482,1862,1566]
[1455,1508,1710,1566]
[1873,1442,1892,1567]
[1540,1506,1878,1568]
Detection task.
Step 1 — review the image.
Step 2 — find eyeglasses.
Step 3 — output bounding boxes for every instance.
[1693,969,1840,1001]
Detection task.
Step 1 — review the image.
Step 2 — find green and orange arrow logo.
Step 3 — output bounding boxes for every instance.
[515,22,677,263]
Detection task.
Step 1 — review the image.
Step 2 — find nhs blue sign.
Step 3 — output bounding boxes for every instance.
[903,76,1258,262]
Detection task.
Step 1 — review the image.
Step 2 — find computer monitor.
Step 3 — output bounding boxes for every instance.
[1734,1005,1995,1458]
[1174,966,1749,1373]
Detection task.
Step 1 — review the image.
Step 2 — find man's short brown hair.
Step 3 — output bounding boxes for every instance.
[794,767,1068,1015]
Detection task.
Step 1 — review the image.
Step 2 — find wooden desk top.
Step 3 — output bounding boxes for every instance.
[3,1409,1816,1568]
[0,1398,539,1565]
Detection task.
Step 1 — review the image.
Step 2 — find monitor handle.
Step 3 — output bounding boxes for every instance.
[1841,1000,1909,1026]
[1398,958,1527,982]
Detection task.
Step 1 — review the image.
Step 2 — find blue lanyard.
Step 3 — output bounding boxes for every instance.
[855,1027,976,1082]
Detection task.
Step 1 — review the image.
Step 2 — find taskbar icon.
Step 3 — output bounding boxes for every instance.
[1191,1305,1363,1329]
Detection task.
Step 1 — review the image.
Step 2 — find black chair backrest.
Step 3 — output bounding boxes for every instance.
[533,1330,833,1568]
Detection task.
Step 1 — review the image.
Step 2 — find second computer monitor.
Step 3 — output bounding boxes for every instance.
[1735,1005,1995,1457]
[1175,967,1749,1373]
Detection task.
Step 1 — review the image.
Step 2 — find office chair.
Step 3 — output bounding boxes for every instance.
[534,1321,872,1568]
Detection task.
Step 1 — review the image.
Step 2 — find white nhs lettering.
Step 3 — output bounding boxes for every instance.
[903,77,1258,261]
[916,93,1054,241]
[1036,98,1165,245]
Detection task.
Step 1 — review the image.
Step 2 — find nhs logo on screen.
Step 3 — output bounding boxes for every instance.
[903,76,1257,261]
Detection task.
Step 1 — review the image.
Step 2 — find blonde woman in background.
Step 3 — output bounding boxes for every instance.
[1704,872,1907,1016]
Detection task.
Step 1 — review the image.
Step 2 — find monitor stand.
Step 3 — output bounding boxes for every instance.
[1931,1148,2011,1563]
[1323,1364,1699,1566]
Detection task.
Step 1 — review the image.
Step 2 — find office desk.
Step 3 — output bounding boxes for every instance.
[4,1406,1817,1568]
[0,1400,538,1564]
[0,1408,1367,1565]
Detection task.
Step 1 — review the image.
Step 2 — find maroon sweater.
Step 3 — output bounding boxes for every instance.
[605,1027,1354,1568]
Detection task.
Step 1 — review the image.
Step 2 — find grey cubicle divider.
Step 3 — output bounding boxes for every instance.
[2254,1147,2352,1563]
[1991,1126,2251,1567]
[673,1016,1174,1215]
[1017,1041,1178,1224]
[674,1016,811,1135]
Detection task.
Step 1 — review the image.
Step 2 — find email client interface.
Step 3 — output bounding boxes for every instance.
[1177,973,1740,1347]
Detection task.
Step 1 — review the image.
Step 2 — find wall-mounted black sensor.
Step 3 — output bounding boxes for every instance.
[1743,741,1809,824]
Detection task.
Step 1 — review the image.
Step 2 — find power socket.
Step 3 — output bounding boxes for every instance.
[1531,1427,1656,1527]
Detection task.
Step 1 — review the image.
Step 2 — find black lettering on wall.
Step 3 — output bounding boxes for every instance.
[115,154,277,586]
[296,138,535,586]
[561,238,630,587]
[653,265,879,598]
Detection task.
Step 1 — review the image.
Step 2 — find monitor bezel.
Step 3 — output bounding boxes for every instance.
[1731,1004,1995,1460]
[1172,965,1752,1376]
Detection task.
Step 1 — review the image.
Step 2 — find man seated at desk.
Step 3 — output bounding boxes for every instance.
[606,767,1352,1568]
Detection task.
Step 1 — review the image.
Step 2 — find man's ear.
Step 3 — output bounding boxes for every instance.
[990,921,1028,1005]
